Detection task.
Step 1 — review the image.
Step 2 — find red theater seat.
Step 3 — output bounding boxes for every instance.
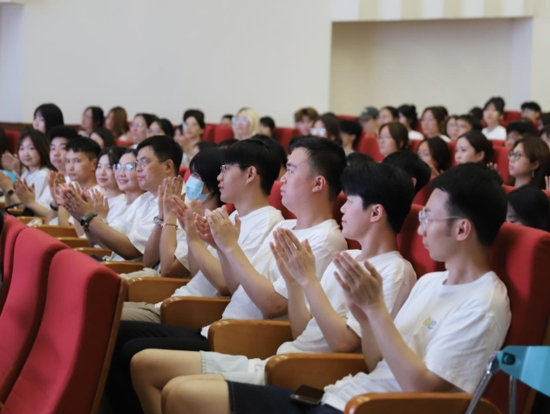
[5,130,19,154]
[268,181,295,220]
[503,110,521,124]
[115,139,133,148]
[337,115,357,122]
[213,126,234,144]
[0,216,28,313]
[493,146,510,181]
[1,249,124,414]
[0,228,67,401]
[409,140,422,152]
[275,127,298,154]
[413,184,434,206]
[203,124,216,141]
[358,134,383,162]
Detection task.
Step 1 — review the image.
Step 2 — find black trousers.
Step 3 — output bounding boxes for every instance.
[104,320,210,414]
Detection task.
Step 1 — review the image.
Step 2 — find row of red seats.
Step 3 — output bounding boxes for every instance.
[0,215,125,413]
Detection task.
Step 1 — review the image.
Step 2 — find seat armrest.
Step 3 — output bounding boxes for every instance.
[265,353,366,390]
[208,320,292,359]
[345,393,500,414]
[102,261,144,275]
[7,207,23,216]
[17,216,45,224]
[126,277,189,302]
[36,225,77,237]
[57,237,90,248]
[75,247,113,257]
[161,297,230,329]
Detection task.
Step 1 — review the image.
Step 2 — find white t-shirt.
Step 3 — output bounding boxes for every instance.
[322,271,511,411]
[201,219,347,337]
[408,130,424,140]
[106,193,127,224]
[439,134,451,142]
[161,206,284,305]
[22,168,51,207]
[482,126,506,140]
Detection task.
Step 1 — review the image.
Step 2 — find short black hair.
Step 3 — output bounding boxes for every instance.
[340,120,363,151]
[218,138,239,149]
[507,185,550,231]
[184,109,206,130]
[289,136,347,201]
[341,162,414,234]
[254,134,287,173]
[85,106,105,127]
[34,103,64,134]
[380,106,399,120]
[135,113,158,127]
[98,146,125,167]
[506,120,536,135]
[190,148,224,207]
[382,151,430,194]
[223,137,280,196]
[47,125,79,142]
[221,114,233,121]
[419,137,451,172]
[398,104,419,129]
[91,127,115,149]
[458,114,483,131]
[193,140,217,152]
[260,116,276,132]
[483,97,505,114]
[431,163,507,247]
[65,137,101,161]
[157,118,175,137]
[469,107,483,121]
[458,130,494,164]
[346,152,373,167]
[521,101,542,113]
[137,135,182,174]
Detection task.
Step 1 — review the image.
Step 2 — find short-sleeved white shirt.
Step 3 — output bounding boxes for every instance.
[408,130,424,140]
[201,219,347,337]
[106,193,127,224]
[159,206,285,305]
[482,126,506,140]
[322,271,511,411]
[22,168,51,207]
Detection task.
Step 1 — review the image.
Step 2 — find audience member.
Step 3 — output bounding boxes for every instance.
[176,109,206,168]
[446,115,460,142]
[377,122,409,158]
[455,130,494,165]
[90,127,115,150]
[420,106,449,141]
[81,106,104,137]
[33,103,64,135]
[507,134,550,189]
[130,113,157,147]
[456,114,482,136]
[482,97,506,140]
[220,114,233,127]
[358,106,378,136]
[294,107,319,136]
[521,101,542,127]
[311,113,341,144]
[259,116,276,138]
[105,106,130,140]
[377,106,398,125]
[505,119,537,149]
[382,151,430,195]
[417,137,451,176]
[398,104,423,140]
[232,107,259,140]
[339,120,362,155]
[506,185,550,231]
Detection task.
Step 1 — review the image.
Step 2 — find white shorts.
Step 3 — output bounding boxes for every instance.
[200,350,268,385]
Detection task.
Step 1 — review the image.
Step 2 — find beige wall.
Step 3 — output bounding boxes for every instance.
[1,0,332,126]
[329,18,533,116]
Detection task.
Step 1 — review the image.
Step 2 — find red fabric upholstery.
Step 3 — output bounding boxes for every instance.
[5,130,19,154]
[337,115,357,122]
[502,184,550,201]
[357,134,383,162]
[183,168,191,182]
[178,166,188,180]
[333,192,347,227]
[485,223,550,414]
[413,184,434,206]
[0,228,67,400]
[203,124,216,141]
[493,146,510,181]
[213,126,234,144]
[2,249,122,414]
[397,204,444,276]
[0,216,28,313]
[268,181,295,220]
[447,142,457,167]
[503,110,521,124]
[409,140,422,152]
[115,139,133,148]
[276,128,300,153]
[491,139,505,147]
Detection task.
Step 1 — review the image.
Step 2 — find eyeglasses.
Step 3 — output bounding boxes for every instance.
[115,163,135,171]
[232,117,249,125]
[507,151,527,161]
[376,134,392,142]
[311,127,326,136]
[134,158,152,169]
[220,164,234,174]
[421,116,435,122]
[418,208,462,231]
[131,121,144,128]
[146,128,163,135]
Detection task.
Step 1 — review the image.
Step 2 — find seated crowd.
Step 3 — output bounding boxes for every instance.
[1,96,550,414]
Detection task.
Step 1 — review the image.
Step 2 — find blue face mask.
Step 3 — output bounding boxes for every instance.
[186,176,209,202]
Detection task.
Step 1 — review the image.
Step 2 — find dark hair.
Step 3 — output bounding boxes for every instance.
[431,163,506,246]
[437,105,449,118]
[91,127,115,149]
[85,106,105,128]
[509,135,550,189]
[315,113,341,144]
[382,151,430,194]
[254,134,287,174]
[419,137,452,172]
[34,103,64,134]
[421,106,446,134]
[135,113,157,127]
[483,97,505,114]
[183,109,206,130]
[341,162,414,234]
[506,120,536,136]
[379,121,409,151]
[457,130,494,164]
[107,107,129,136]
[137,135,182,174]
[218,138,239,149]
[0,127,9,169]
[189,148,224,207]
[507,185,550,231]
[221,114,233,121]
[340,120,363,150]
[521,101,542,113]
[294,107,319,122]
[156,118,175,137]
[540,113,550,127]
[380,106,399,120]
[469,107,483,121]
[223,137,280,196]
[47,125,79,143]
[17,128,53,171]
[397,104,419,129]
[193,140,217,153]
[346,152,373,167]
[289,136,346,201]
[98,146,125,167]
[260,117,276,135]
[124,148,138,157]
[66,137,101,161]
[541,124,550,139]
[458,114,483,132]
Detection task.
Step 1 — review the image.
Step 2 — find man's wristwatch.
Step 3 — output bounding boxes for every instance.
[80,212,98,232]
[154,216,165,227]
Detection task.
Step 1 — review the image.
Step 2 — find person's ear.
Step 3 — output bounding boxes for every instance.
[455,218,472,242]
[165,159,175,176]
[475,151,485,163]
[246,166,257,184]
[312,175,327,193]
[370,204,384,223]
[411,177,417,188]
[91,158,98,170]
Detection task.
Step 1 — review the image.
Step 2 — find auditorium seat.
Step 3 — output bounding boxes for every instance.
[493,146,510,181]
[275,127,298,153]
[203,124,216,141]
[115,139,133,148]
[502,184,550,202]
[491,139,505,147]
[0,228,67,401]
[213,125,234,144]
[503,110,521,124]
[1,249,125,414]
[409,140,422,152]
[126,277,189,303]
[413,183,434,206]
[5,130,19,154]
[35,225,78,238]
[357,134,383,162]
[337,115,357,122]
[0,216,28,313]
[448,141,457,167]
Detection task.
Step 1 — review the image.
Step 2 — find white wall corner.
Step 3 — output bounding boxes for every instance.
[509,18,533,109]
[331,0,360,21]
